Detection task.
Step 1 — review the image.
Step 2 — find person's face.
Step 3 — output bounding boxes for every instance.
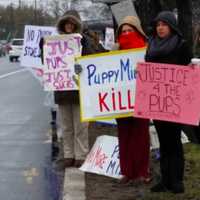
[156,21,171,38]
[64,22,75,33]
[121,24,135,34]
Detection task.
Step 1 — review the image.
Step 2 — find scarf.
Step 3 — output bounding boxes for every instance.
[146,34,180,58]
[118,31,146,50]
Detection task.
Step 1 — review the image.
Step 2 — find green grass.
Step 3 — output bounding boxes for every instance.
[143,143,200,200]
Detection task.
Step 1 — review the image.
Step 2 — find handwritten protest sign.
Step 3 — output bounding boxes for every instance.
[21,25,57,68]
[104,27,115,50]
[43,34,82,91]
[80,135,122,179]
[77,48,146,121]
[134,62,200,125]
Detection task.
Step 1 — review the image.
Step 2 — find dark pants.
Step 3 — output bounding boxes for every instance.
[154,120,184,188]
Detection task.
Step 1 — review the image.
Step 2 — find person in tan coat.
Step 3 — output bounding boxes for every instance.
[55,10,98,168]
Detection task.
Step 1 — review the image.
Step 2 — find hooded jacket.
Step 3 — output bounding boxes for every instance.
[153,11,181,36]
[145,11,192,65]
[113,16,146,50]
[54,10,101,104]
[117,16,146,38]
[56,10,82,34]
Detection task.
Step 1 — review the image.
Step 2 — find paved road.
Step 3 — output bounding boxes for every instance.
[0,57,62,200]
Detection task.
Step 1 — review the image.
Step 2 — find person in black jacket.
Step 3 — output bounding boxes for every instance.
[145,11,193,193]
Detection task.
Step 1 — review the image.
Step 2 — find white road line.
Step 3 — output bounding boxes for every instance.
[0,69,27,80]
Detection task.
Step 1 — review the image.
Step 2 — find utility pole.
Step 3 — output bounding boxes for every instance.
[10,3,14,38]
[34,0,37,24]
[19,0,21,9]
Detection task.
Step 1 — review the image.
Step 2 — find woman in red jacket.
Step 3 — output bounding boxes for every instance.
[115,16,150,183]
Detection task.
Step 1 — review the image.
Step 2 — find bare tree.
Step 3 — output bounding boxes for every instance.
[49,0,62,19]
[48,0,77,17]
[176,0,193,50]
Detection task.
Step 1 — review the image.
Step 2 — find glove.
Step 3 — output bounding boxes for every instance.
[74,64,83,74]
[72,75,79,86]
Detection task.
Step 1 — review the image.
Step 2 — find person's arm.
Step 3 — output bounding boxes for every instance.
[81,34,95,56]
[39,37,44,64]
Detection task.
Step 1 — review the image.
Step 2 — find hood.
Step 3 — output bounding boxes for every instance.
[56,10,82,34]
[153,11,182,36]
[117,16,146,38]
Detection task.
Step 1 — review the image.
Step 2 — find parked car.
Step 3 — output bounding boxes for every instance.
[9,38,24,62]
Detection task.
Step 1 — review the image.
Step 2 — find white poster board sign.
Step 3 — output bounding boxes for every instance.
[104,27,115,50]
[80,135,122,179]
[77,48,146,121]
[43,34,82,91]
[21,25,57,68]
[111,0,138,24]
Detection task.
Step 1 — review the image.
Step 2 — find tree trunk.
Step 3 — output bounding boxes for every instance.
[176,0,193,53]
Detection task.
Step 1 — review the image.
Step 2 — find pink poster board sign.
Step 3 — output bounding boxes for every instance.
[134,62,200,125]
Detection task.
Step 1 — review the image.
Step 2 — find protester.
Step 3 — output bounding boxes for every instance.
[82,25,106,53]
[54,10,100,168]
[145,11,193,193]
[114,16,150,183]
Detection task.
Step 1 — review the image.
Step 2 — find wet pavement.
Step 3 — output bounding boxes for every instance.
[0,57,63,200]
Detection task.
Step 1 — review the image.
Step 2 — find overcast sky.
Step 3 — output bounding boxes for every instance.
[0,0,47,7]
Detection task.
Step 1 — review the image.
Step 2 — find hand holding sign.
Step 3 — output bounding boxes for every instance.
[134,62,200,125]
[74,64,83,74]
[77,48,146,121]
[21,25,57,69]
[43,34,82,91]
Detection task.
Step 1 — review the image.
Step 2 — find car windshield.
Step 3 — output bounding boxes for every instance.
[12,40,23,45]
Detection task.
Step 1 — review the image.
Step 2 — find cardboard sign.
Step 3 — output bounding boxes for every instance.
[134,62,200,125]
[43,34,82,91]
[77,48,146,121]
[21,25,57,68]
[80,135,122,179]
[111,0,138,24]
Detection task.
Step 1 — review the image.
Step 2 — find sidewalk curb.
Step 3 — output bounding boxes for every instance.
[63,168,86,200]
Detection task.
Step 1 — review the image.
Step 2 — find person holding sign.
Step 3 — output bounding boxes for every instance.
[54,10,98,169]
[145,11,193,193]
[114,16,150,183]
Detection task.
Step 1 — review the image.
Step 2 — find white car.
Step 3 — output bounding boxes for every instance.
[9,38,24,62]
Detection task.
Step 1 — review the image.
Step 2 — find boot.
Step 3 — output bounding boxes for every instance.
[171,182,185,194]
[168,154,185,194]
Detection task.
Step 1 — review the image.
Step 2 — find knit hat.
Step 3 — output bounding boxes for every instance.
[154,11,182,36]
[56,10,82,34]
[117,16,147,38]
